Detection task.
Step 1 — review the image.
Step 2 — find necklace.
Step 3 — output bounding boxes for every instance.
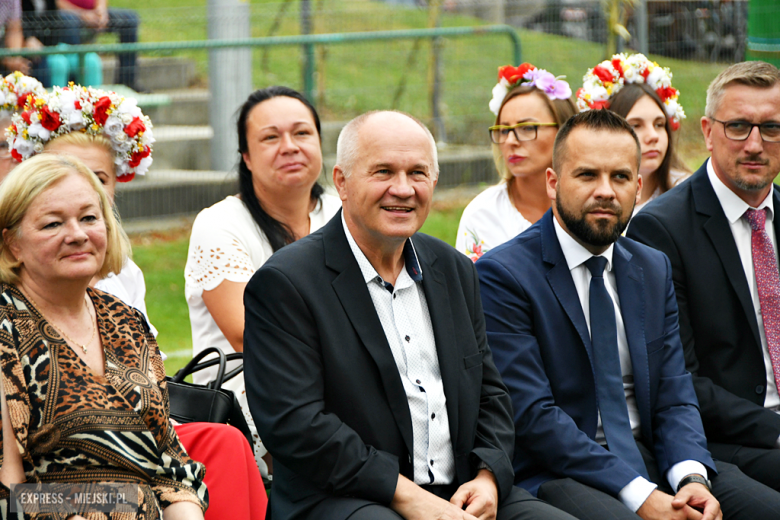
[24,291,95,354]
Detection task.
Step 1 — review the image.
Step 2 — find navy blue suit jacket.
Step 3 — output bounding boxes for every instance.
[476,210,715,497]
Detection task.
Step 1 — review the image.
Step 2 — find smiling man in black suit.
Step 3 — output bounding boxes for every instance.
[242,110,576,520]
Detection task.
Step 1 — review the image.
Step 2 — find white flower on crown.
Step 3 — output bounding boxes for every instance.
[13,137,33,158]
[66,111,85,130]
[489,82,509,116]
[27,122,50,141]
[103,116,124,137]
[137,155,153,176]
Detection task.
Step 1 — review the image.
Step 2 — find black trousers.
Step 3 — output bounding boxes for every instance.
[708,442,780,491]
[306,485,578,520]
[537,440,780,520]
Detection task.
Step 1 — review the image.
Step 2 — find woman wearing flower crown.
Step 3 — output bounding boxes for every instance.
[8,84,267,520]
[577,54,691,213]
[456,64,576,262]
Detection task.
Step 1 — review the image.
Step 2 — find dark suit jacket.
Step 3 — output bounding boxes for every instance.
[243,212,516,520]
[628,161,780,447]
[477,211,714,496]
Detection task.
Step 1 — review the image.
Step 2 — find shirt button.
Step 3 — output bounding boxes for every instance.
[430,460,434,466]
[416,379,421,385]
[756,385,765,394]
[393,294,396,299]
[431,413,435,420]
[405,335,411,342]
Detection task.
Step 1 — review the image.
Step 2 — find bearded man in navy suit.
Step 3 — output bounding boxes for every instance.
[477,109,780,520]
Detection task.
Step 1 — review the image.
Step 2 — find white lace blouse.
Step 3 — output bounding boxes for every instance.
[184,194,341,383]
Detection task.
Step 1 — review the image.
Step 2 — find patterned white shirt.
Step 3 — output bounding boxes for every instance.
[343,214,455,485]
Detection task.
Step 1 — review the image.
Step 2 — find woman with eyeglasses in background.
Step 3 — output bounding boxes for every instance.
[456,64,576,261]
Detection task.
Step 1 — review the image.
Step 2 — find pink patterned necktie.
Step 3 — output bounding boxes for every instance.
[745,208,780,393]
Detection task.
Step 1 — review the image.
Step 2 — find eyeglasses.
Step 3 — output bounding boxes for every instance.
[711,118,780,143]
[489,122,558,144]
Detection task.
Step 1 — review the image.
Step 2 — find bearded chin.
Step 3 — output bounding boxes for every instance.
[555,197,633,248]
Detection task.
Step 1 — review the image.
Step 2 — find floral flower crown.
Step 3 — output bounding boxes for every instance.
[0,71,46,119]
[576,53,685,130]
[489,63,572,116]
[8,84,154,181]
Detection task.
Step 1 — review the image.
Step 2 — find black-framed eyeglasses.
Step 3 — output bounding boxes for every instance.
[710,118,780,143]
[488,122,558,144]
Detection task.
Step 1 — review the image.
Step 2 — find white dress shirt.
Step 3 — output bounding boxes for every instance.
[707,160,780,422]
[553,218,707,511]
[343,214,455,485]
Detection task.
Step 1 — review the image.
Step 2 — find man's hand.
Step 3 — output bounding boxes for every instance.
[672,483,722,520]
[391,475,479,520]
[449,469,499,520]
[637,487,721,520]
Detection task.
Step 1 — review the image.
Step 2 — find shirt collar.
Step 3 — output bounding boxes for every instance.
[553,214,614,272]
[707,158,774,224]
[341,212,423,286]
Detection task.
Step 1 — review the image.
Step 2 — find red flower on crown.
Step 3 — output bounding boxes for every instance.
[498,63,536,85]
[124,117,146,138]
[611,58,624,77]
[590,100,611,110]
[592,65,614,84]
[40,106,61,132]
[129,146,151,168]
[656,87,677,103]
[93,96,112,126]
[16,93,31,109]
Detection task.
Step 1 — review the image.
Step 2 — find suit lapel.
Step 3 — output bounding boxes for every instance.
[417,241,461,449]
[323,214,414,456]
[613,241,652,441]
[692,168,762,347]
[540,212,595,366]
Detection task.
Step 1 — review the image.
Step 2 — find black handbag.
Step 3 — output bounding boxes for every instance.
[165,347,253,448]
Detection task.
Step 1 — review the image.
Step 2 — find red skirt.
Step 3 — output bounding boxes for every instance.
[175,422,267,520]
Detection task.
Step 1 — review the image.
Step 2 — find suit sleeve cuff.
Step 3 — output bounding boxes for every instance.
[618,477,657,512]
[667,460,708,492]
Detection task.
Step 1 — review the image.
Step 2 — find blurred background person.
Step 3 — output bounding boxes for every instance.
[577,53,691,214]
[0,153,207,519]
[185,85,341,477]
[0,71,46,181]
[456,63,576,261]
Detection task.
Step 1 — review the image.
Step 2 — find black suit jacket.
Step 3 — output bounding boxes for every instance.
[627,161,780,447]
[243,212,516,520]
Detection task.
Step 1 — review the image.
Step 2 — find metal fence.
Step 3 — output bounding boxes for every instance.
[1,0,776,222]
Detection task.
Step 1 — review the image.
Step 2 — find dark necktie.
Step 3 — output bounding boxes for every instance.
[744,208,780,393]
[585,256,649,478]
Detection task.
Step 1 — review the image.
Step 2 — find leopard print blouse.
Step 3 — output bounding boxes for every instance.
[0,284,208,519]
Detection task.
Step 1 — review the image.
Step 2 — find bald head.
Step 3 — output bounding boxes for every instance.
[336,110,439,179]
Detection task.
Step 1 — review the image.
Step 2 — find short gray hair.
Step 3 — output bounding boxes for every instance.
[705,61,780,118]
[336,110,439,179]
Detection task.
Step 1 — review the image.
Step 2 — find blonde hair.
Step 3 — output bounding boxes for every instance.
[492,85,577,182]
[45,132,114,160]
[705,61,780,118]
[0,153,130,284]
